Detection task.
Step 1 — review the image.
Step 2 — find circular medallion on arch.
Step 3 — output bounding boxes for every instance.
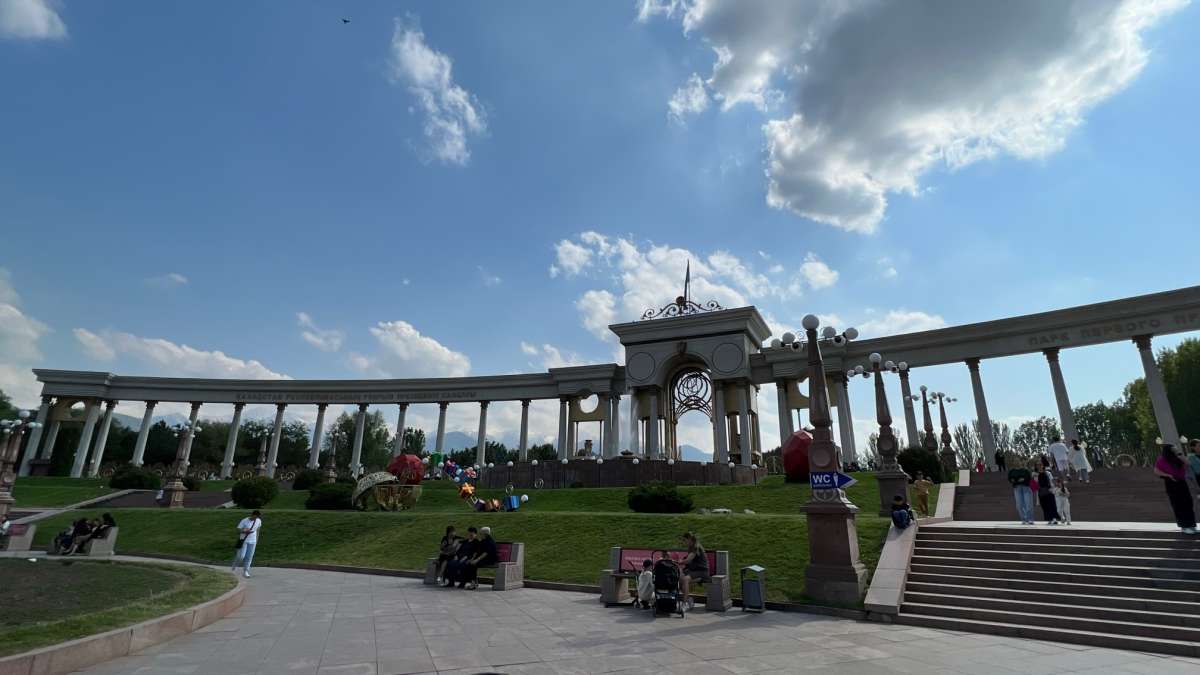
[711,342,744,374]
[626,352,656,381]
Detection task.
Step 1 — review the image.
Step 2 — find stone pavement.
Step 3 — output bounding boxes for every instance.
[77,566,1200,675]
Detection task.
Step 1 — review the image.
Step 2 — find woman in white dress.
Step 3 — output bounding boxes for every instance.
[1068,439,1091,483]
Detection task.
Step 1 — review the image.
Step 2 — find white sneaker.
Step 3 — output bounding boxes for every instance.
[1183,528,1196,535]
[244,571,251,578]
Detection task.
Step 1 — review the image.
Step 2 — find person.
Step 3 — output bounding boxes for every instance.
[913,472,933,517]
[52,523,76,554]
[1008,463,1034,525]
[891,495,916,530]
[678,532,709,610]
[1068,439,1091,483]
[67,518,107,555]
[974,457,985,473]
[1154,445,1196,534]
[636,559,654,609]
[93,513,116,539]
[435,525,462,583]
[63,518,95,555]
[1053,477,1072,526]
[1035,459,1060,525]
[0,516,10,548]
[232,510,262,578]
[994,450,1007,473]
[444,527,478,587]
[1048,436,1070,475]
[459,526,498,589]
[1188,440,1200,496]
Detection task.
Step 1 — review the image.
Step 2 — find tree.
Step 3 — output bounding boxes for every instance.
[403,428,426,454]
[527,443,557,462]
[1012,417,1062,458]
[1161,338,1200,442]
[0,389,18,421]
[866,433,879,461]
[325,410,391,471]
[952,422,982,466]
[1073,399,1140,459]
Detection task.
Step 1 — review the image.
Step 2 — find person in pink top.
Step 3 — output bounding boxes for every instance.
[1154,444,1196,534]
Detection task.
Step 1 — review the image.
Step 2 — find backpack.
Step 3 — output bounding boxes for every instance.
[891,507,912,530]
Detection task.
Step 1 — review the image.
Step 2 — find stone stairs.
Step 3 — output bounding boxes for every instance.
[896,525,1200,656]
[954,468,1173,522]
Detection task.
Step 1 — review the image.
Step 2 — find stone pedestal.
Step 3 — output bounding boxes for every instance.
[939,450,957,481]
[27,459,52,476]
[875,471,910,517]
[802,501,868,606]
[163,477,187,509]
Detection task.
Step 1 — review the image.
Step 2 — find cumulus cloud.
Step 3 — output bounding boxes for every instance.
[352,320,470,378]
[643,0,1186,232]
[857,310,948,338]
[519,342,590,370]
[0,269,50,405]
[549,239,593,278]
[388,15,486,165]
[878,257,899,280]
[576,289,618,340]
[145,272,188,289]
[0,0,66,40]
[72,328,290,379]
[296,312,345,352]
[797,253,838,290]
[668,73,710,124]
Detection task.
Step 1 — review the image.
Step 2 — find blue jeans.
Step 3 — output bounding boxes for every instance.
[234,542,256,572]
[1013,487,1034,523]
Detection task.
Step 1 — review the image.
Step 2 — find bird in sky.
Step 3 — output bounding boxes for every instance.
[341,18,350,24]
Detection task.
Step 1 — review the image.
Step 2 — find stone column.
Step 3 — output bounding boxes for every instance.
[567,406,577,458]
[222,403,244,478]
[475,401,489,467]
[310,404,328,467]
[435,402,448,455]
[87,400,118,477]
[965,358,998,468]
[556,398,568,459]
[737,384,753,466]
[834,374,857,466]
[801,317,867,606]
[351,403,367,477]
[1043,348,1078,442]
[1134,335,1181,445]
[647,389,660,459]
[519,400,530,460]
[598,394,611,457]
[609,394,620,457]
[70,400,102,478]
[391,404,407,458]
[40,420,60,460]
[629,394,641,456]
[937,394,956,476]
[266,403,286,478]
[181,402,202,466]
[17,396,52,476]
[713,382,729,463]
[871,360,908,516]
[131,400,157,467]
[920,387,937,452]
[898,368,919,449]
[776,379,794,448]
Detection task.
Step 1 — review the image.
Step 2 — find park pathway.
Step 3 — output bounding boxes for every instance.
[77,564,1200,675]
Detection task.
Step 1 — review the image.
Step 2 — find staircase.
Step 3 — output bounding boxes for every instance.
[954,468,1174,522]
[897,525,1200,656]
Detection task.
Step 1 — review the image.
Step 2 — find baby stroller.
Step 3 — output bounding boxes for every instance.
[652,559,685,618]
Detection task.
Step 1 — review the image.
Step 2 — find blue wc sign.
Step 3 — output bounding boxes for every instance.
[809,471,857,491]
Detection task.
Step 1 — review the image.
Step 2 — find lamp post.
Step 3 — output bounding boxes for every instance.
[325,428,341,483]
[164,423,201,509]
[930,391,958,477]
[913,386,938,453]
[255,429,271,477]
[1,410,43,521]
[800,314,867,606]
[868,353,910,516]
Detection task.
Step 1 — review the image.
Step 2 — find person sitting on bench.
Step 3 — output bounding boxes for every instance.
[455,526,498,590]
[444,527,478,588]
[678,532,709,610]
[435,525,463,584]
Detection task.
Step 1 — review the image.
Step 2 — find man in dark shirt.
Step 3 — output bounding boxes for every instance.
[1008,466,1034,525]
[457,526,498,589]
[444,527,478,587]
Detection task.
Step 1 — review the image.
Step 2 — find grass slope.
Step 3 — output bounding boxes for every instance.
[12,477,116,508]
[0,559,235,657]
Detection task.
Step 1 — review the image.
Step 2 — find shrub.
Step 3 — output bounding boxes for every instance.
[109,465,161,490]
[570,481,585,488]
[306,483,354,510]
[231,476,279,509]
[182,476,200,491]
[291,469,325,491]
[627,481,693,513]
[897,448,944,484]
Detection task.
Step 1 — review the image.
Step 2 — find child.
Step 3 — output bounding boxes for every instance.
[1053,477,1072,525]
[913,473,933,517]
[975,457,985,473]
[636,559,654,609]
[891,495,916,530]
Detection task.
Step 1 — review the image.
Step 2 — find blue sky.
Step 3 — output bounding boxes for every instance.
[2,0,1198,452]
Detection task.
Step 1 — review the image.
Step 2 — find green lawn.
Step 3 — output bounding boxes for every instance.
[29,474,935,606]
[0,559,235,657]
[12,477,116,508]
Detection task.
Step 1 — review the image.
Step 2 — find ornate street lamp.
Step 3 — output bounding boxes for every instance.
[929,391,958,477]
[912,386,938,453]
[869,353,909,516]
[1,410,43,521]
[325,429,341,483]
[164,422,201,509]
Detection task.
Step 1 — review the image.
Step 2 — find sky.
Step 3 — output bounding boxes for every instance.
[2,0,1199,455]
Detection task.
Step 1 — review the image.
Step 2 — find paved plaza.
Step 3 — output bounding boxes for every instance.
[75,563,1200,675]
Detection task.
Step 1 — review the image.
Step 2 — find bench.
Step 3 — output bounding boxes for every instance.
[423,540,524,591]
[600,546,731,611]
[0,523,36,552]
[82,526,118,556]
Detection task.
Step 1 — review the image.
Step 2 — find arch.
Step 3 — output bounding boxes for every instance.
[665,360,714,460]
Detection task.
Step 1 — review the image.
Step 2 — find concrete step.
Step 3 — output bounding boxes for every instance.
[909,562,1200,590]
[916,546,1200,569]
[916,538,1200,557]
[923,526,1195,540]
[911,554,1200,580]
[900,601,1200,643]
[904,576,1200,606]
[894,612,1200,658]
[915,532,1200,550]
[903,591,1200,628]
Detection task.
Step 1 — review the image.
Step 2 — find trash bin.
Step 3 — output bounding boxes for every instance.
[740,565,766,612]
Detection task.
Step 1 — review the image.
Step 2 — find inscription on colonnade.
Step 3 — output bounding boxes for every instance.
[235,390,479,403]
[1025,310,1200,348]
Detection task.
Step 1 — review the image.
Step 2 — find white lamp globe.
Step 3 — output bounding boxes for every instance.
[845,370,855,379]
[801,314,820,330]
[869,352,882,364]
[884,360,895,370]
[531,459,539,466]
[844,327,859,340]
[821,326,837,339]
[632,458,640,465]
[752,463,758,470]
[854,365,864,375]
[667,458,675,465]
[728,461,736,468]
[898,361,908,371]
[561,458,568,464]
[770,338,782,348]
[18,409,29,419]
[781,332,795,344]
[920,385,927,392]
[597,458,604,464]
[506,461,514,467]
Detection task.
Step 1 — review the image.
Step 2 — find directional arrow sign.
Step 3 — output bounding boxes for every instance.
[809,471,858,491]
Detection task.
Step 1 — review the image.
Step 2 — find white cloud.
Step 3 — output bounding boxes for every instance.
[797,253,838,290]
[0,269,50,405]
[72,328,290,380]
[643,0,1186,233]
[668,73,710,124]
[388,15,486,166]
[296,312,345,352]
[145,272,188,289]
[878,257,899,280]
[353,320,470,378]
[0,0,66,40]
[707,251,773,298]
[519,341,540,356]
[857,310,948,338]
[549,238,593,278]
[478,266,502,287]
[520,342,590,370]
[576,289,617,340]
